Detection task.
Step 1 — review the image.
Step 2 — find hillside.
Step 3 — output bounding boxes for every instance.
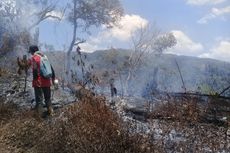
[45,49,230,97]
[1,49,229,97]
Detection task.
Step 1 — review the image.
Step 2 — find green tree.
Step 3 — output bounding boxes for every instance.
[66,0,123,82]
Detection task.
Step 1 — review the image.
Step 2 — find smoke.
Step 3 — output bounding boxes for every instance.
[0,0,32,32]
[0,0,62,59]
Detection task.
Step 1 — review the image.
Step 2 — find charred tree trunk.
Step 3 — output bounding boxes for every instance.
[175,59,186,93]
[118,70,124,98]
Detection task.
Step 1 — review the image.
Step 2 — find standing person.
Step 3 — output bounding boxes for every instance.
[109,78,117,98]
[28,45,55,116]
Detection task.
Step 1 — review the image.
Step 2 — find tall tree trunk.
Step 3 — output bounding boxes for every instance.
[66,0,77,83]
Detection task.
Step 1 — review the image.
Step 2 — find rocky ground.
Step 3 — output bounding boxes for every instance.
[0,72,229,152]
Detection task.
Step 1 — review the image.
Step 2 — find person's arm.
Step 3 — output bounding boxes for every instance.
[51,65,55,83]
[32,58,38,80]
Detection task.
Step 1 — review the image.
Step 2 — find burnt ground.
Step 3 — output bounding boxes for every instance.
[0,72,230,153]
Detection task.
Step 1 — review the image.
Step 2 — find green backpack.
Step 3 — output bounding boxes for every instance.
[35,51,52,79]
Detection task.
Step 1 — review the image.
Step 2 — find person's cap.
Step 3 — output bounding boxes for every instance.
[28,45,39,53]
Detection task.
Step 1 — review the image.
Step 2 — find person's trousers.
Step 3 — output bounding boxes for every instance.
[34,87,52,108]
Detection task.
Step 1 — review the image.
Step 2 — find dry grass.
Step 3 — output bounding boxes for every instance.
[0,101,18,123]
[0,68,9,77]
[1,95,228,153]
[0,96,155,153]
[148,96,229,152]
[149,97,205,124]
[149,95,230,127]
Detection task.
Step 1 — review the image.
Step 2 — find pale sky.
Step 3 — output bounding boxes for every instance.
[39,0,230,62]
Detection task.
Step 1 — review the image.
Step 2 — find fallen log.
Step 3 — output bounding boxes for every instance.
[67,83,95,100]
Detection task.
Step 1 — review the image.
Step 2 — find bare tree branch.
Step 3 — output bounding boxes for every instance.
[123,23,177,95]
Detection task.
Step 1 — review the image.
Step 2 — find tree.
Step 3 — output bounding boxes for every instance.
[0,0,63,30]
[0,0,63,52]
[124,23,176,95]
[66,0,123,82]
[152,32,177,54]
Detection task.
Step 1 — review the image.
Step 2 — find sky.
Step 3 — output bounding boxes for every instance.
[39,0,230,63]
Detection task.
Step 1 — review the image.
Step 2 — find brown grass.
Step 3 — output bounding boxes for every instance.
[0,101,18,123]
[149,97,204,124]
[1,95,228,153]
[0,68,9,77]
[0,96,155,153]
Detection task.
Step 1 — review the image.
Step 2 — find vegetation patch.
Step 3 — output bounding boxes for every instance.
[0,96,155,153]
[0,101,18,124]
[150,97,207,124]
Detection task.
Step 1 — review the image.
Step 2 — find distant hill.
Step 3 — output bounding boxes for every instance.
[45,49,230,97]
[1,49,229,97]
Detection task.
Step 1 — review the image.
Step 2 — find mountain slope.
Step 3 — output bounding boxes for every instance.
[46,49,230,96]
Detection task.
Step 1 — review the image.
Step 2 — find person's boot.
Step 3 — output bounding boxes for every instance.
[35,104,43,117]
[47,106,54,116]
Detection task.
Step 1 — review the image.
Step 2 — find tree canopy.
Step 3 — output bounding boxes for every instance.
[65,0,124,82]
[68,0,124,30]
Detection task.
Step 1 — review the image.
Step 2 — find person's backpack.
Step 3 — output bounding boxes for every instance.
[35,51,52,79]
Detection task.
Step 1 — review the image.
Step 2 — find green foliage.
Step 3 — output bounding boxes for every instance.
[68,0,124,30]
[152,32,177,54]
